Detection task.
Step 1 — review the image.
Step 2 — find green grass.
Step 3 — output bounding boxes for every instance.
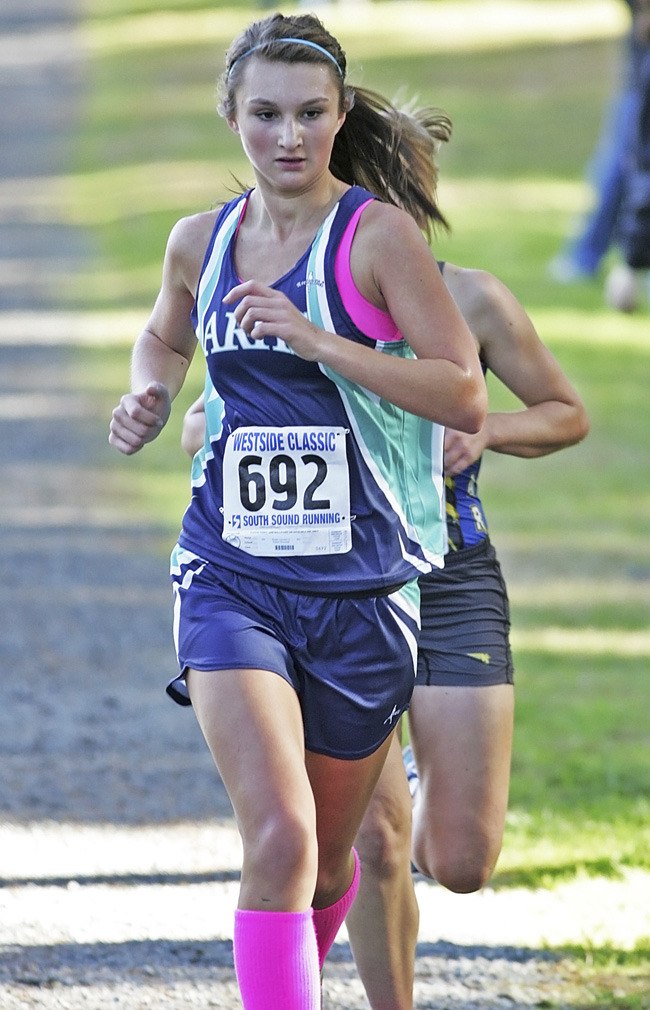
[66,4,628,308]
[544,941,650,1010]
[66,3,649,997]
[83,0,252,17]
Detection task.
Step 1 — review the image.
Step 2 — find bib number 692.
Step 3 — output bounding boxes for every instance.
[239,453,329,513]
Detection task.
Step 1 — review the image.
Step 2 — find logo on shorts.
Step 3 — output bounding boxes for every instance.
[467,651,491,665]
[383,704,402,726]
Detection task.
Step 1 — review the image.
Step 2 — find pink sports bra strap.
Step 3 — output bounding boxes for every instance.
[334,199,403,342]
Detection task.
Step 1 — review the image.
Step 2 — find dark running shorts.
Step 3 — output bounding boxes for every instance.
[168,545,421,760]
[415,538,514,687]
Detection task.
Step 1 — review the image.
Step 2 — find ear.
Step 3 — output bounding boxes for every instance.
[227,117,240,134]
[335,89,354,134]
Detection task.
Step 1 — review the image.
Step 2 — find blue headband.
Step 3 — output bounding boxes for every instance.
[229,37,343,77]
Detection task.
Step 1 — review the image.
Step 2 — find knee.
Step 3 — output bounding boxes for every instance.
[244,809,316,890]
[430,852,495,894]
[412,821,500,893]
[354,791,412,882]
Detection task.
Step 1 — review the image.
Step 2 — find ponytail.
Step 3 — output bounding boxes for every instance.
[331,87,451,237]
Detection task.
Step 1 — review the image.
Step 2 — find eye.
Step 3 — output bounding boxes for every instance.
[255,109,276,121]
[303,108,324,120]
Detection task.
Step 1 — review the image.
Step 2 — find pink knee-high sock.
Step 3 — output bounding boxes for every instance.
[233,908,320,1009]
[312,848,361,969]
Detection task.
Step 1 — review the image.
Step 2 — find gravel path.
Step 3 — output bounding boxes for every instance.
[1,3,647,1008]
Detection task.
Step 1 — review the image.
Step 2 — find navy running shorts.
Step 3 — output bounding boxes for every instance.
[168,545,421,759]
[415,538,514,687]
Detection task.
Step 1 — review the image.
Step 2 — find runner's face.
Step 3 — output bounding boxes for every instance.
[228,58,345,190]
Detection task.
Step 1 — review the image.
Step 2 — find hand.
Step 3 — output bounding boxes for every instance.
[109,382,171,455]
[443,426,487,476]
[223,280,327,361]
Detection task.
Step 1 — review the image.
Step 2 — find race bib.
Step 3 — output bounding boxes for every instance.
[222,426,351,557]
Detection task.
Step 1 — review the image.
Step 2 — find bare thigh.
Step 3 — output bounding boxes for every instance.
[188,666,394,910]
[188,666,317,910]
[408,683,514,891]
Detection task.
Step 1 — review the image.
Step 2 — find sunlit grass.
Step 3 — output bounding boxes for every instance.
[28,170,595,227]
[542,947,650,1010]
[81,1,628,58]
[58,5,637,316]
[511,628,650,657]
[525,309,650,351]
[26,164,650,325]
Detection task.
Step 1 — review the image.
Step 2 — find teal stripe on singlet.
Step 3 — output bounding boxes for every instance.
[195,199,243,343]
[305,205,447,570]
[190,377,226,489]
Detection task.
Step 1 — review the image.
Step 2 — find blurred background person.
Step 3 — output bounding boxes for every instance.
[548,0,650,312]
[610,0,650,310]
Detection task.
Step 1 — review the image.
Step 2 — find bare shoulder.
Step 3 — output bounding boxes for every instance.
[164,208,221,292]
[443,264,507,317]
[167,209,220,260]
[442,264,529,344]
[356,199,428,251]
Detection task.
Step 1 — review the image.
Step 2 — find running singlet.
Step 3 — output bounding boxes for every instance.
[179,186,447,593]
[333,244,489,555]
[443,396,490,553]
[444,453,489,552]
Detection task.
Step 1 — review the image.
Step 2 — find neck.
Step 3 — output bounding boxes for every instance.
[246,175,348,240]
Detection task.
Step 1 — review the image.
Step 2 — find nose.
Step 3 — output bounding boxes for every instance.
[279,117,302,149]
